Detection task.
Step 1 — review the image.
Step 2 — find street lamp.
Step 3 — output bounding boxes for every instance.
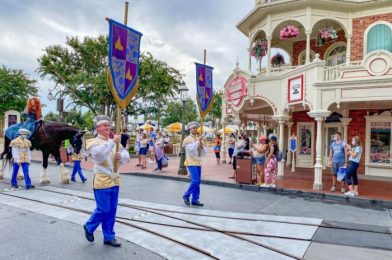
[177,80,188,175]
[47,89,64,122]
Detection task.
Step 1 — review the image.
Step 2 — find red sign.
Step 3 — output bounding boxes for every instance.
[226,77,247,107]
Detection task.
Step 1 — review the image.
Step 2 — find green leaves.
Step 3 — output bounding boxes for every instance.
[37,35,182,120]
[162,98,198,127]
[0,66,38,115]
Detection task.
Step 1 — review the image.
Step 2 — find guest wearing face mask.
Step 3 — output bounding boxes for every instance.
[229,134,245,179]
[328,132,347,193]
[344,136,363,197]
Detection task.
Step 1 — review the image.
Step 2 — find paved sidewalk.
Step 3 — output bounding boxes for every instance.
[28,148,392,203]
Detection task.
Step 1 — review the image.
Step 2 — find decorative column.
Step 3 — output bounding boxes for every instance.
[286,122,294,166]
[256,122,261,139]
[308,110,331,190]
[340,118,352,142]
[266,36,272,76]
[221,120,227,164]
[272,115,291,180]
[346,35,351,65]
[248,47,252,71]
[305,30,311,64]
[262,124,268,136]
[277,120,286,179]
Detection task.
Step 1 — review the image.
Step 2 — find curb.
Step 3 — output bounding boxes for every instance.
[31,159,392,209]
[122,171,392,209]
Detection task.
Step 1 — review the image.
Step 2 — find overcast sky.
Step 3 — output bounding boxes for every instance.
[0,0,255,115]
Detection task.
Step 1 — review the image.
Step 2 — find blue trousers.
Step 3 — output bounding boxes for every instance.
[85,186,119,242]
[183,166,201,203]
[71,161,86,181]
[11,163,32,187]
[345,161,359,185]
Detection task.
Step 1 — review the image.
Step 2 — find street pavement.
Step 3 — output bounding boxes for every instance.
[0,162,391,259]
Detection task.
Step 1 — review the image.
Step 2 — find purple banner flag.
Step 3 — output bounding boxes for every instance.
[107,19,142,109]
[195,63,214,118]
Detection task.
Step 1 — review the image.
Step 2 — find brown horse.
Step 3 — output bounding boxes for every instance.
[0,121,84,184]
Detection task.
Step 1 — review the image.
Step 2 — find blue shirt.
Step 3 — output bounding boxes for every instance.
[149,132,156,146]
[330,141,346,163]
[349,146,362,163]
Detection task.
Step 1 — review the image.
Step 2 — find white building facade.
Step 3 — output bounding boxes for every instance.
[222,0,392,190]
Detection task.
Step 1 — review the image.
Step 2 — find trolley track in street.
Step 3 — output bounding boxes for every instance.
[1,183,391,258]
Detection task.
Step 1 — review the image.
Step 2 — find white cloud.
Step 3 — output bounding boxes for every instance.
[0,0,254,114]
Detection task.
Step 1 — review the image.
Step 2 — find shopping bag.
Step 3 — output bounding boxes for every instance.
[337,167,346,182]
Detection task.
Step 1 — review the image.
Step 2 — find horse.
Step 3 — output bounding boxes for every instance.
[0,121,85,184]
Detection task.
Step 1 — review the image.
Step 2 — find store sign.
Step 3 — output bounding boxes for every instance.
[288,74,304,103]
[226,76,247,107]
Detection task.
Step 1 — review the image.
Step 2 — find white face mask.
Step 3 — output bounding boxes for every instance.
[351,140,356,146]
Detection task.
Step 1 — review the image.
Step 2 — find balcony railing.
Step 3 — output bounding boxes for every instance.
[323,64,345,81]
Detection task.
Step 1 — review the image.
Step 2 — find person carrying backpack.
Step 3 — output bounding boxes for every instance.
[261,135,279,188]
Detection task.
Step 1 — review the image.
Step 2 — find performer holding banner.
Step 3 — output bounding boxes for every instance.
[83,2,142,247]
[182,51,214,206]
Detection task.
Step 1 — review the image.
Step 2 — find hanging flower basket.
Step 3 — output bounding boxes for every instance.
[251,39,268,61]
[280,25,300,39]
[316,27,338,46]
[271,52,285,67]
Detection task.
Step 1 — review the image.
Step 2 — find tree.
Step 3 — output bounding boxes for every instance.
[205,91,223,129]
[162,98,198,127]
[44,112,60,121]
[0,66,38,115]
[37,35,182,119]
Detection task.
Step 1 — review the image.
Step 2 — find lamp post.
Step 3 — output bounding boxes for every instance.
[177,80,188,175]
[47,89,64,122]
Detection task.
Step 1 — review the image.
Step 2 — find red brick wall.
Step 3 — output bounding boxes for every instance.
[351,13,392,61]
[347,109,387,174]
[347,110,367,174]
[291,111,313,134]
[292,30,346,66]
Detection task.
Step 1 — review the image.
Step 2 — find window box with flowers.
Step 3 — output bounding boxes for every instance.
[271,52,285,67]
[251,39,268,61]
[316,27,338,46]
[280,25,300,39]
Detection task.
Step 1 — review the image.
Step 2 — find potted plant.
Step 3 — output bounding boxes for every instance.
[271,52,285,67]
[280,25,300,39]
[251,39,268,61]
[316,27,338,46]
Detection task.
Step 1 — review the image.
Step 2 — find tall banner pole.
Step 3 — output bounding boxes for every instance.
[196,50,214,156]
[200,49,206,136]
[113,2,129,173]
[107,1,142,173]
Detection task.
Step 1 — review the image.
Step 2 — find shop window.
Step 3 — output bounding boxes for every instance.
[299,125,312,155]
[370,122,391,164]
[326,45,346,67]
[366,24,392,54]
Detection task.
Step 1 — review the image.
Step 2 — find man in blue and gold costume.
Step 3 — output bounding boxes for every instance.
[9,128,35,189]
[83,115,130,247]
[182,121,207,206]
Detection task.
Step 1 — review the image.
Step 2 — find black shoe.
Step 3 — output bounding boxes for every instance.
[183,196,190,206]
[26,185,35,190]
[104,239,121,247]
[82,178,87,183]
[11,185,19,189]
[191,201,204,207]
[71,179,76,182]
[83,224,94,242]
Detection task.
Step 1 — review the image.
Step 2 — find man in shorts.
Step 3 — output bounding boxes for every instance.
[329,132,347,192]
